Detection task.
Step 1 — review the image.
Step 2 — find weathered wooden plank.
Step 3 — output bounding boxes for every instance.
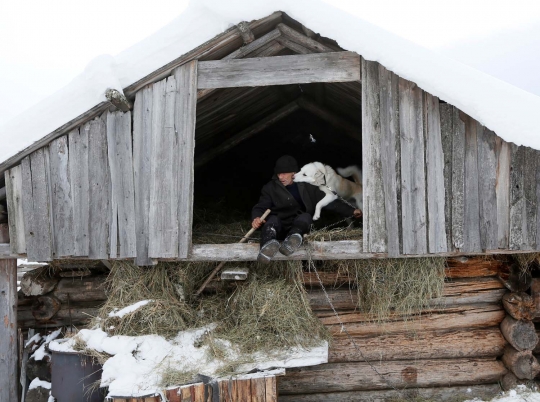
[524,147,537,249]
[440,104,454,252]
[48,135,74,257]
[276,23,335,53]
[424,93,447,253]
[378,67,400,256]
[236,379,252,402]
[250,377,266,402]
[476,128,499,251]
[88,114,110,259]
[148,77,179,258]
[175,61,198,259]
[362,59,386,253]
[451,109,466,250]
[265,376,277,402]
[5,166,26,254]
[133,86,154,265]
[462,116,482,253]
[399,79,427,254]
[0,258,17,402]
[510,144,525,250]
[495,137,511,249]
[69,126,90,256]
[224,28,281,60]
[278,384,501,401]
[278,358,506,394]
[197,52,360,89]
[21,150,53,261]
[107,111,136,258]
[329,328,505,362]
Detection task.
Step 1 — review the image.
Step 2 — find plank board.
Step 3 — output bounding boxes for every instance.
[69,125,90,256]
[476,128,498,250]
[462,116,481,253]
[88,114,110,259]
[0,259,17,402]
[197,52,360,89]
[133,86,154,265]
[5,166,26,254]
[107,111,137,258]
[361,59,387,253]
[495,137,511,249]
[21,150,53,261]
[440,104,454,252]
[149,77,179,258]
[509,144,525,250]
[524,147,538,249]
[451,108,466,250]
[424,93,447,253]
[399,78,427,254]
[175,61,198,258]
[48,135,74,257]
[250,377,266,402]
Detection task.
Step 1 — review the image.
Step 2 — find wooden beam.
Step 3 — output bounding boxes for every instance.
[275,37,312,54]
[195,101,300,169]
[123,12,283,98]
[0,101,110,179]
[105,89,132,112]
[236,21,255,44]
[0,223,17,402]
[297,96,360,141]
[197,51,360,89]
[277,23,334,53]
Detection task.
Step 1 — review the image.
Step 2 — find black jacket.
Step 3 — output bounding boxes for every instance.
[251,176,355,223]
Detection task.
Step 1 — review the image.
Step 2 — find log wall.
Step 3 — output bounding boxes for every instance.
[361,58,540,256]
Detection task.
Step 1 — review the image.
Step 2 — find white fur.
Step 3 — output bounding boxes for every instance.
[294,162,363,221]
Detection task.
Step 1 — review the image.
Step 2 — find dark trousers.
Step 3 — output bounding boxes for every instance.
[260,213,312,246]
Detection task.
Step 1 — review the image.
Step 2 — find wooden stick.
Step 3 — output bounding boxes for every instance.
[194,209,271,296]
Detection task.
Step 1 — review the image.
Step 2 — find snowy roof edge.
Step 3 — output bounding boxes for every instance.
[1,0,539,168]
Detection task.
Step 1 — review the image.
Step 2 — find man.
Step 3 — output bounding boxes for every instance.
[252,155,362,264]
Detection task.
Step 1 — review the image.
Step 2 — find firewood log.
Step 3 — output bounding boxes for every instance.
[31,296,61,321]
[20,266,59,296]
[500,316,538,351]
[502,345,540,379]
[502,292,536,320]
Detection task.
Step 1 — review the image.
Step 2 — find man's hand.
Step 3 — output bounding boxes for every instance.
[353,209,363,219]
[252,217,266,229]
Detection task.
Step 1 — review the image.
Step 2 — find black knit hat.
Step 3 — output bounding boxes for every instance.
[274,155,299,174]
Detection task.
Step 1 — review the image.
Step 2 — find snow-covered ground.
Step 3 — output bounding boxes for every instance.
[467,385,540,402]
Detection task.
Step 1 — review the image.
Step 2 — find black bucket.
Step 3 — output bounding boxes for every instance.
[51,351,106,402]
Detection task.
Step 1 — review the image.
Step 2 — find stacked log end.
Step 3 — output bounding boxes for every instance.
[498,266,540,389]
[279,256,512,400]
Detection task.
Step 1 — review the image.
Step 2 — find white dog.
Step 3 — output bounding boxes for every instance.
[294,162,363,220]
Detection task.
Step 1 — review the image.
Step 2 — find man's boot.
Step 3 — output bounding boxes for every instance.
[257,223,280,264]
[279,228,303,256]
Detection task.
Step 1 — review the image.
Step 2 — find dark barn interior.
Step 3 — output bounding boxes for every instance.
[193,81,362,231]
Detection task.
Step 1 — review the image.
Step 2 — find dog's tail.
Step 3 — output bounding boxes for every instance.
[337,165,362,184]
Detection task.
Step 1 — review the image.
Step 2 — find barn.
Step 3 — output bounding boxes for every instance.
[2,0,540,401]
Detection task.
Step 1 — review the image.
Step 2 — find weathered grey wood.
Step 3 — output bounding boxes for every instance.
[502,346,540,380]
[275,37,312,54]
[451,109,466,250]
[524,147,537,249]
[107,110,136,258]
[495,137,511,249]
[440,104,454,252]
[105,89,132,112]
[88,114,110,259]
[379,65,400,256]
[500,315,538,351]
[0,258,17,402]
[276,23,334,53]
[461,116,482,253]
[362,59,386,253]
[5,165,26,254]
[48,135,74,257]
[399,79,427,254]
[224,28,281,60]
[175,61,198,259]
[476,128,498,251]
[510,144,525,250]
[148,77,179,258]
[195,101,299,169]
[537,150,540,251]
[69,125,90,256]
[247,40,285,58]
[133,86,154,266]
[197,52,360,89]
[21,150,53,261]
[425,93,447,253]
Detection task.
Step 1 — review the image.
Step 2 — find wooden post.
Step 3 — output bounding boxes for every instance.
[0,222,17,401]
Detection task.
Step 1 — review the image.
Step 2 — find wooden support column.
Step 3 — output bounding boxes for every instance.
[0,223,17,401]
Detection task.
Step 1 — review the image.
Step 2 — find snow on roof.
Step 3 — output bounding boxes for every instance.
[1,0,540,165]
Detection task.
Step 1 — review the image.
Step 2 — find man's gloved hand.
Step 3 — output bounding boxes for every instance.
[252,217,266,229]
[353,209,363,219]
